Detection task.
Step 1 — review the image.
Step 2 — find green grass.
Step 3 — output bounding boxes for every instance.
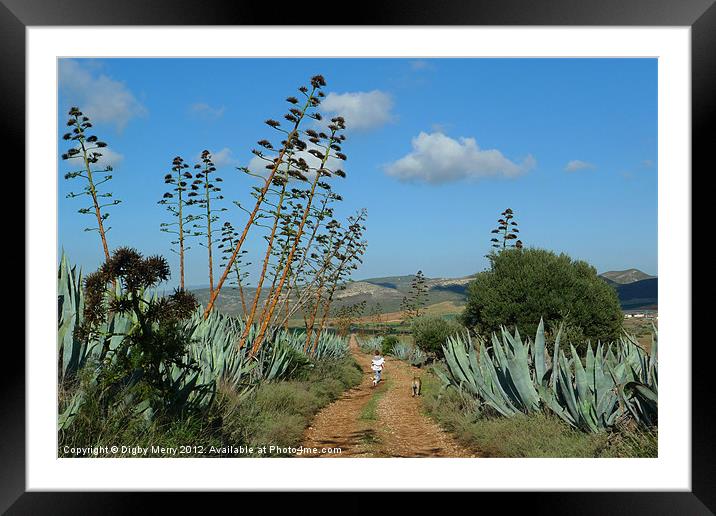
[421,368,657,458]
[223,359,362,455]
[59,357,363,458]
[359,379,390,421]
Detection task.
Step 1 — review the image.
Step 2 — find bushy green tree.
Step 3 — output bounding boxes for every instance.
[380,335,399,356]
[412,315,463,358]
[461,248,622,346]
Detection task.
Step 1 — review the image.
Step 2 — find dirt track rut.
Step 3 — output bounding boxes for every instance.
[299,335,475,458]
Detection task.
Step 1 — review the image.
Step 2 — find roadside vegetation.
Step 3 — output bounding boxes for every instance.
[461,247,624,348]
[58,75,368,456]
[357,207,657,458]
[422,371,657,458]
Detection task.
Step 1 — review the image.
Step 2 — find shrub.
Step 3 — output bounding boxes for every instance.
[461,248,622,346]
[380,335,399,356]
[59,356,363,457]
[78,247,201,419]
[412,316,463,358]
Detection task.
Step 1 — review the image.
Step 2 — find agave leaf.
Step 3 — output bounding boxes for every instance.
[58,389,85,431]
[625,381,658,403]
[550,323,563,390]
[557,352,580,422]
[534,318,546,386]
[571,344,590,402]
[537,383,576,427]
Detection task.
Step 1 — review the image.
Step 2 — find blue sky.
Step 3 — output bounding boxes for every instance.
[58,58,657,288]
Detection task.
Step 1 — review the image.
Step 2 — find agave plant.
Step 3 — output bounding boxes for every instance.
[439,319,658,432]
[615,330,658,426]
[287,329,349,361]
[252,342,299,382]
[391,342,427,367]
[58,251,136,381]
[58,256,224,429]
[58,251,88,380]
[184,308,254,395]
[314,331,350,360]
[58,255,351,431]
[358,336,382,354]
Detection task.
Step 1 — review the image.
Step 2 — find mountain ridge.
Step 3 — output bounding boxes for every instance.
[599,268,655,285]
[191,269,657,316]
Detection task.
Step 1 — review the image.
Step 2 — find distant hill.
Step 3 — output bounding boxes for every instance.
[191,274,474,317]
[598,269,657,310]
[338,274,474,313]
[599,268,655,285]
[612,278,658,310]
[192,269,657,316]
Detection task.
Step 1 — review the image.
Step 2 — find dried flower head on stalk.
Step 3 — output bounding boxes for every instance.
[158,156,199,290]
[62,107,120,262]
[205,75,337,326]
[490,208,523,250]
[189,150,226,294]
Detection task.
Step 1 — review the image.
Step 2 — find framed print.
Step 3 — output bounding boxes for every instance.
[5,0,709,511]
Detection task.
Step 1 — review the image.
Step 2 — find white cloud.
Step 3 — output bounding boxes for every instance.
[320,90,394,131]
[565,160,596,172]
[58,59,146,131]
[189,102,226,120]
[61,147,124,171]
[211,147,238,169]
[93,148,124,169]
[384,132,535,184]
[409,60,433,71]
[191,147,238,169]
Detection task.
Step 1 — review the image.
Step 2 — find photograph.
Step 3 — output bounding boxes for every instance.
[56,56,658,460]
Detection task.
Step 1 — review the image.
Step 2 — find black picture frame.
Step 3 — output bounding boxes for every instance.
[4,0,706,512]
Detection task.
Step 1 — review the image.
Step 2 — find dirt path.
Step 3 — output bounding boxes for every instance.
[299,335,475,458]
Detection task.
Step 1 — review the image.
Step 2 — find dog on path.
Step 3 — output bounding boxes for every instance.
[412,376,422,397]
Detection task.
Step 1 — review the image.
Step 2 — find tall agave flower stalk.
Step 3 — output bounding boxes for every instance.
[333,301,367,338]
[237,147,296,349]
[250,110,349,355]
[262,184,334,332]
[203,76,328,319]
[61,107,120,263]
[218,221,250,317]
[258,191,305,331]
[309,210,368,353]
[400,270,428,321]
[278,186,341,327]
[490,207,522,250]
[189,150,226,295]
[158,156,198,290]
[301,219,342,350]
[285,233,334,333]
[299,217,348,346]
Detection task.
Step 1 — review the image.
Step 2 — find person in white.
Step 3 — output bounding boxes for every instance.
[371,349,386,386]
